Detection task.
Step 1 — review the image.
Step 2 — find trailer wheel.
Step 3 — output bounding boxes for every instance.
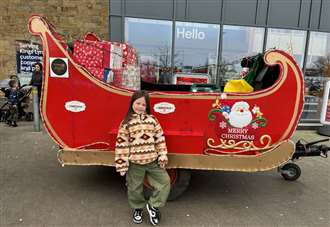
[280,163,301,181]
[144,169,191,201]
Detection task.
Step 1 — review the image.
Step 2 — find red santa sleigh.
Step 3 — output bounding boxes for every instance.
[28,15,305,199]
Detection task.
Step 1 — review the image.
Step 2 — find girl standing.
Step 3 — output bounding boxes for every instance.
[115,90,170,225]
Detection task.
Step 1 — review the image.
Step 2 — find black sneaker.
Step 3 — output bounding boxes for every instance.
[12,122,18,127]
[133,209,143,224]
[146,203,160,226]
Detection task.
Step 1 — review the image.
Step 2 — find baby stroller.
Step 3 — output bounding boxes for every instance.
[0,84,34,123]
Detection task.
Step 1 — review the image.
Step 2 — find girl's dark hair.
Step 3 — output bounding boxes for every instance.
[122,90,150,124]
[34,62,43,72]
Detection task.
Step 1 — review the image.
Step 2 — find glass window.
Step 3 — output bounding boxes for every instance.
[301,32,330,124]
[266,28,307,68]
[174,21,220,84]
[221,25,265,85]
[125,17,172,84]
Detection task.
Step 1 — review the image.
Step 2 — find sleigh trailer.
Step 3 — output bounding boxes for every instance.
[28,15,322,199]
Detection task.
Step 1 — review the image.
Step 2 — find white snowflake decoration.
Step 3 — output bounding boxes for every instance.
[219,121,227,129]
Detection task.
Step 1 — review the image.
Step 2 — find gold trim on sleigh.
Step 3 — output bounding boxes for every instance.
[205,135,273,154]
[58,141,295,172]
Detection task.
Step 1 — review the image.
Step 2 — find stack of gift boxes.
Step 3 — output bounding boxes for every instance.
[73,39,140,90]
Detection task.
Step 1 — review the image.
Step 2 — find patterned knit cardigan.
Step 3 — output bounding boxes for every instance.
[115,113,168,173]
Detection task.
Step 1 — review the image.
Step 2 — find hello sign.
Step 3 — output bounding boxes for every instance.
[177,28,206,40]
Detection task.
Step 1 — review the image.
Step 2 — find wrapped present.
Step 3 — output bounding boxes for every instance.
[88,67,104,80]
[74,40,107,79]
[83,32,101,42]
[224,79,254,93]
[122,43,137,66]
[112,69,123,87]
[109,43,123,69]
[122,65,140,90]
[73,40,103,68]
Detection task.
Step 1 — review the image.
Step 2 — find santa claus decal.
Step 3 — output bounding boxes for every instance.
[228,101,252,128]
[206,99,270,152]
[208,99,267,129]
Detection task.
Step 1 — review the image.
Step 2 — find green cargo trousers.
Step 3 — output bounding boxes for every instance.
[126,161,170,209]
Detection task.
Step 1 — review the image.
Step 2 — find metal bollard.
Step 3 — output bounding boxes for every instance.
[32,86,40,132]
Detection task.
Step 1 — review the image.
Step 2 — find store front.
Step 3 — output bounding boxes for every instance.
[109,0,330,127]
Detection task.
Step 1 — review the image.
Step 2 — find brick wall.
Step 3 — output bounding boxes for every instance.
[0,0,109,80]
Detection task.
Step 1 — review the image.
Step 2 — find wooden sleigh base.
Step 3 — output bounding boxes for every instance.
[58,141,294,172]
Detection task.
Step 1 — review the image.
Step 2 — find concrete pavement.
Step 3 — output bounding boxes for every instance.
[0,122,329,227]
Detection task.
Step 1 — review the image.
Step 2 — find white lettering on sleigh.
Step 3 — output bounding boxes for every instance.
[221,128,255,141]
[65,101,86,113]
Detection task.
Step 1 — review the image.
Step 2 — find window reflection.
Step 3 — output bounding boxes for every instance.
[125,17,172,84]
[221,25,264,86]
[174,21,220,84]
[301,32,330,123]
[266,28,307,68]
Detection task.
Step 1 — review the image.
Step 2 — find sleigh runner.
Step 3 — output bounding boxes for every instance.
[28,15,304,174]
